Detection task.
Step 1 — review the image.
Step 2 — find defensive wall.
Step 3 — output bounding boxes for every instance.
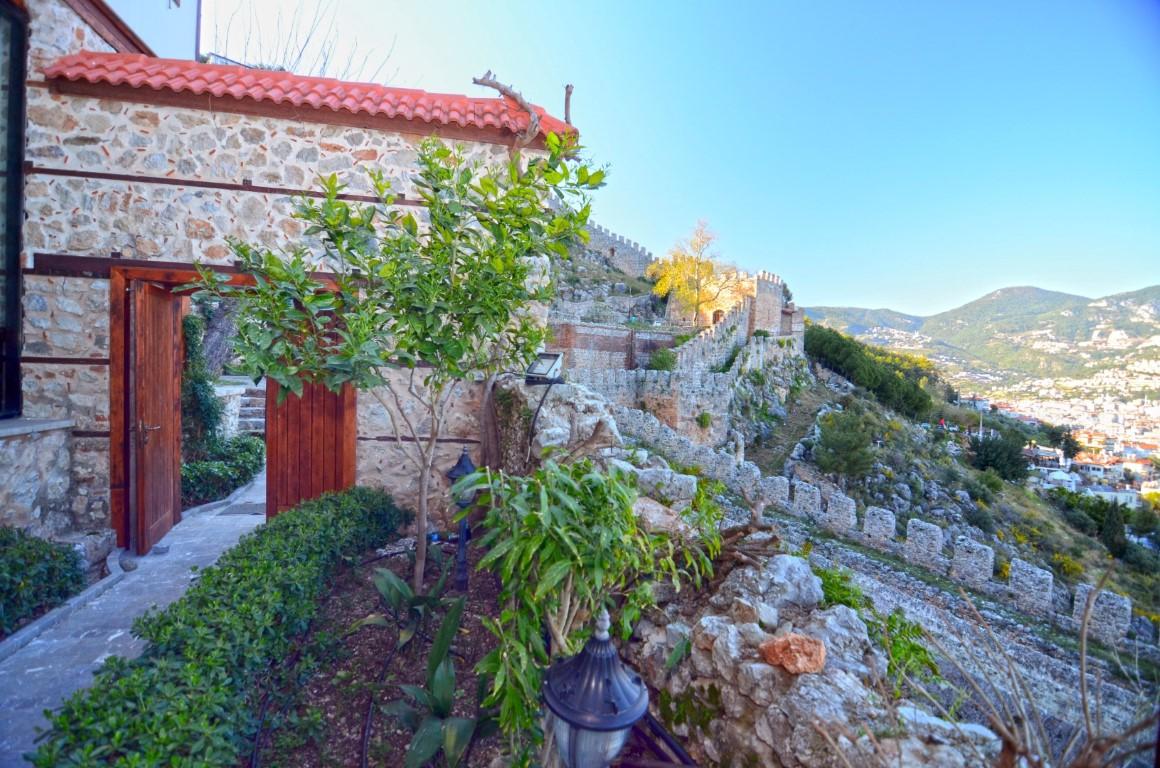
[611,402,1157,652]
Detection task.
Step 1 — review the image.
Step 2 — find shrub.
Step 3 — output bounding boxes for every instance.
[647,347,677,371]
[804,324,933,418]
[696,411,712,429]
[964,505,996,535]
[1051,552,1084,581]
[710,344,742,373]
[815,564,868,610]
[815,409,875,482]
[867,608,942,699]
[30,487,408,768]
[181,434,266,507]
[979,468,1004,494]
[180,312,224,460]
[461,459,711,759]
[0,528,83,635]
[752,329,771,338]
[968,433,1028,481]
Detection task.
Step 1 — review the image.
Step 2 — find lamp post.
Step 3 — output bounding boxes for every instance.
[445,447,476,592]
[543,608,649,768]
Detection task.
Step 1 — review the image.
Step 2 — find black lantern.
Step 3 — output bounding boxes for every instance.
[446,447,477,591]
[543,608,649,768]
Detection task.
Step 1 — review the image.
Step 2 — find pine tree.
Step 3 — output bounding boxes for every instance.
[1100,502,1128,558]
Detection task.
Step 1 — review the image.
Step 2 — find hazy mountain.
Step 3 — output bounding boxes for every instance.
[806,285,1160,390]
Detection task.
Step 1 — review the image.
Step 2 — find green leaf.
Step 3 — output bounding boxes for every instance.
[348,613,391,633]
[404,716,444,768]
[427,597,465,683]
[533,559,572,601]
[373,568,412,611]
[441,717,477,768]
[400,684,433,710]
[381,699,420,732]
[430,658,455,718]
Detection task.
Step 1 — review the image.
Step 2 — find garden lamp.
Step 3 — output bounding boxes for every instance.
[445,447,477,591]
[542,608,649,768]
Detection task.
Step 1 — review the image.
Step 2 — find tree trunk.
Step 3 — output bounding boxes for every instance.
[414,455,432,593]
[201,299,240,378]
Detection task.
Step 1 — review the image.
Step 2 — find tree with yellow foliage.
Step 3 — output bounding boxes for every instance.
[646,220,744,326]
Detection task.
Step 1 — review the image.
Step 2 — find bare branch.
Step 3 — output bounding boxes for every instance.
[473,70,541,148]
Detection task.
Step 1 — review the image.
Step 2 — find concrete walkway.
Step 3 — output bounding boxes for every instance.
[0,472,267,767]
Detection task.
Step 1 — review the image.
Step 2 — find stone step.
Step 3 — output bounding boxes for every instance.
[237,419,266,434]
[239,406,265,418]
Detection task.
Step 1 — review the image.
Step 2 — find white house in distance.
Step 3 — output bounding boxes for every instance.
[1084,485,1140,510]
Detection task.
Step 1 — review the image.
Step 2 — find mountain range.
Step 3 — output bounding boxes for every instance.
[806,285,1160,392]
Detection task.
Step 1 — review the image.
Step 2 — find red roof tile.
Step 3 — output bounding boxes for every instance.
[44,52,573,140]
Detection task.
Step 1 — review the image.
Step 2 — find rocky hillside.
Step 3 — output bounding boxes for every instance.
[808,285,1160,390]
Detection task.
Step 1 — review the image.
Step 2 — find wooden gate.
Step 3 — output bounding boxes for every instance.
[265,380,357,517]
[129,281,183,554]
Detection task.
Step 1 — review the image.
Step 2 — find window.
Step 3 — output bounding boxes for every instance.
[0,1,26,418]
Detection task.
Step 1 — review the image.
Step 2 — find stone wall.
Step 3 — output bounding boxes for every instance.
[1072,585,1132,644]
[675,299,751,372]
[0,421,73,535]
[584,221,654,277]
[547,321,675,370]
[21,89,511,264]
[10,0,541,537]
[355,371,484,531]
[613,398,1150,649]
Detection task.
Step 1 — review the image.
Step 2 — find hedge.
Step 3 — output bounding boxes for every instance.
[181,434,266,508]
[29,487,409,767]
[0,528,83,636]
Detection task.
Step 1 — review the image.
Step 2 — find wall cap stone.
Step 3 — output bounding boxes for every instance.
[0,417,75,439]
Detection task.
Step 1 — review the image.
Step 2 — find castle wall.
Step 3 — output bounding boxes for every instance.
[611,402,1156,652]
[548,321,675,370]
[585,222,654,277]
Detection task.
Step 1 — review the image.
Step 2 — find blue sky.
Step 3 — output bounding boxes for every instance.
[145,1,1160,314]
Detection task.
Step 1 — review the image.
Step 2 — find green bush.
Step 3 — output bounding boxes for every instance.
[815,564,868,610]
[964,504,996,535]
[0,528,83,635]
[968,433,1028,481]
[696,411,712,429]
[30,487,408,768]
[181,434,266,507]
[868,608,942,698]
[647,347,677,371]
[752,329,771,338]
[181,312,224,460]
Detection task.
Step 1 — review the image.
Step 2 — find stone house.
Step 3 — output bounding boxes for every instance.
[0,0,572,560]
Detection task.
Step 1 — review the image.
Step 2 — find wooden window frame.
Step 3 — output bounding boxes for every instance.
[0,1,26,418]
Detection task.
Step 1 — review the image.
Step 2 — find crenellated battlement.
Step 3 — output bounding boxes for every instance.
[584,221,655,277]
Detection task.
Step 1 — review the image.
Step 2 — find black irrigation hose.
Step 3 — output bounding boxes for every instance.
[359,642,401,768]
[249,621,317,768]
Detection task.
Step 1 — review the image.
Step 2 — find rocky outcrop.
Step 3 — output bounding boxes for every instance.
[630,552,1001,768]
[493,375,621,473]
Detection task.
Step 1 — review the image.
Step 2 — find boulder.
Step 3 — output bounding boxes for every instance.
[497,377,621,462]
[633,497,694,539]
[759,633,826,674]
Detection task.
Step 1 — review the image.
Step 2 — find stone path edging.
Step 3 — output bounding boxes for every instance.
[0,481,262,666]
[0,552,126,665]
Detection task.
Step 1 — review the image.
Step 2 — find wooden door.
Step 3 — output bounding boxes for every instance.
[130,281,182,554]
[266,380,356,517]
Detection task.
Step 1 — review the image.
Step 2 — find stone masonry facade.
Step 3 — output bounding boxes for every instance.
[2,0,552,542]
